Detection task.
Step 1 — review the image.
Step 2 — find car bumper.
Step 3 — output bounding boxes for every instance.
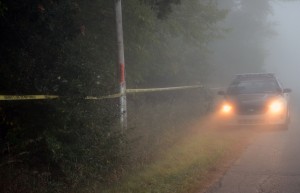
[218,113,286,126]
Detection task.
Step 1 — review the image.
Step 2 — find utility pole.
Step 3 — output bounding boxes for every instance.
[115,0,127,131]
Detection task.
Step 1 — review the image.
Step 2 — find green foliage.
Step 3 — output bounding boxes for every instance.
[125,0,227,86]
[0,1,122,192]
[142,0,181,19]
[0,0,227,192]
[0,1,6,16]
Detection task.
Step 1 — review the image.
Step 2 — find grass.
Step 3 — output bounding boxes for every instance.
[97,92,257,193]
[102,115,256,193]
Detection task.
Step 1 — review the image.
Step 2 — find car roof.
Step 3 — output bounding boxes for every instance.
[235,73,275,79]
[232,73,277,82]
[229,73,282,89]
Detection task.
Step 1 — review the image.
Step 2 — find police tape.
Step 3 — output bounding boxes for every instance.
[0,95,59,101]
[126,85,204,93]
[0,85,207,101]
[86,85,205,100]
[85,93,121,100]
[0,94,121,101]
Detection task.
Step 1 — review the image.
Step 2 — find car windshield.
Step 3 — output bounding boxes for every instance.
[227,79,280,94]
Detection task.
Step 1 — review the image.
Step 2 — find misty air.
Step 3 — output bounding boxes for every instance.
[0,0,300,193]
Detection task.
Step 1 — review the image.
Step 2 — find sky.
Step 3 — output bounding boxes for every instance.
[265,0,300,93]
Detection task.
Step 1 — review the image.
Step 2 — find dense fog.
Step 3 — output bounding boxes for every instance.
[211,0,271,84]
[265,1,300,98]
[0,0,299,192]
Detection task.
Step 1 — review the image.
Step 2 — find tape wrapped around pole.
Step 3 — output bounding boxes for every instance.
[126,85,204,93]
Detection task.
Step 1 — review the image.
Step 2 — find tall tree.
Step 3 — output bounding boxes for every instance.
[142,0,181,18]
[125,0,227,87]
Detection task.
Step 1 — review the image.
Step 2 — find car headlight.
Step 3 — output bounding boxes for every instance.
[269,99,285,114]
[221,103,233,113]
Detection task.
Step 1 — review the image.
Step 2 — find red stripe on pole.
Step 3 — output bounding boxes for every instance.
[120,63,125,83]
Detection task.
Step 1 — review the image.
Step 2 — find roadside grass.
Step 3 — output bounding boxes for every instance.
[103,117,256,193]
[98,92,256,193]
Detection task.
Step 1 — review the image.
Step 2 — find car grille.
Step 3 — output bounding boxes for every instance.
[238,119,264,125]
[236,104,266,115]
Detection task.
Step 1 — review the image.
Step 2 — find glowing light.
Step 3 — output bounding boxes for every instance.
[221,104,232,113]
[269,100,284,114]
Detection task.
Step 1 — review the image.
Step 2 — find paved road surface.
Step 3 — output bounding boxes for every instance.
[207,116,300,193]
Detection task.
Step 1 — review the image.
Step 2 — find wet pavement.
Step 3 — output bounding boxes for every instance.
[207,117,300,193]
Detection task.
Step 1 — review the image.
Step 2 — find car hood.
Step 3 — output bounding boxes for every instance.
[227,93,279,105]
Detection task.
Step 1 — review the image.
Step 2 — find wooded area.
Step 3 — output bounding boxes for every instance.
[0,0,275,192]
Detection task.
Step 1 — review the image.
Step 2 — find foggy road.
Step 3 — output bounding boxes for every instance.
[207,111,300,193]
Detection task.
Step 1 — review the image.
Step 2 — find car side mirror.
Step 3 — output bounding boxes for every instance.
[283,88,292,93]
[218,91,225,95]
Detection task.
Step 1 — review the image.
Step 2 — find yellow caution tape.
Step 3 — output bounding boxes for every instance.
[85,85,204,100]
[85,93,121,100]
[0,85,205,101]
[0,95,59,101]
[126,85,204,93]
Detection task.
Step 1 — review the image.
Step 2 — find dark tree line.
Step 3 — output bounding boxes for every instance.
[0,0,275,192]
